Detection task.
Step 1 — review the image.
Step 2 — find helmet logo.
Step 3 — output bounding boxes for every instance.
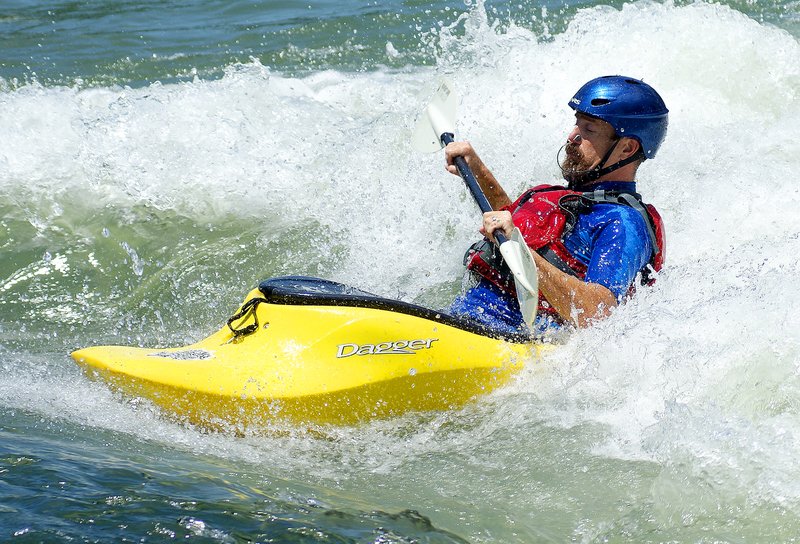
[570,97,581,105]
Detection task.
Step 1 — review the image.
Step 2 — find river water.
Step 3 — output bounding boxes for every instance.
[2,0,800,541]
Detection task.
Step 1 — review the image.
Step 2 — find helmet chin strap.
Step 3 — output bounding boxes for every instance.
[560,139,646,190]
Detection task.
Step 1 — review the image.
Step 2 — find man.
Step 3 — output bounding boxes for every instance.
[445,76,668,334]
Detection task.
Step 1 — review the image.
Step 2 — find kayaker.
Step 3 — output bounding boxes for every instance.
[445,76,668,335]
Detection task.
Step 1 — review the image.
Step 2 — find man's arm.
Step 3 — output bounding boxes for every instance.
[444,141,512,210]
[532,252,617,328]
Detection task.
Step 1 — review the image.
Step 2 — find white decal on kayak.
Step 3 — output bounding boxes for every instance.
[148,349,212,360]
[336,339,438,358]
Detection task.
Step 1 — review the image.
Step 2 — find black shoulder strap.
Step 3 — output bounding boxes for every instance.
[578,189,659,254]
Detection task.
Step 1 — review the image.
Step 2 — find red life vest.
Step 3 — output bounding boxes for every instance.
[464,184,666,317]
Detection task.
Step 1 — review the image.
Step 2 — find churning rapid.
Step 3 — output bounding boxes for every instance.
[1,0,800,541]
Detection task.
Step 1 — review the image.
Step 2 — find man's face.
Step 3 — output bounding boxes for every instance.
[561,113,618,176]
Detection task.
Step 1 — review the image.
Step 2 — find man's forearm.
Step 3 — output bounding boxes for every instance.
[533,253,618,328]
[472,162,512,210]
[444,141,512,209]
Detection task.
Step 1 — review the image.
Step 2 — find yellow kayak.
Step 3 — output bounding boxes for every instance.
[72,276,544,430]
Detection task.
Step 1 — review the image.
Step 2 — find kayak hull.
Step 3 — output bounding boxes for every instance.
[72,277,542,429]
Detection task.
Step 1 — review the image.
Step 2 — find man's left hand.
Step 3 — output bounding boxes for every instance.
[480,211,514,243]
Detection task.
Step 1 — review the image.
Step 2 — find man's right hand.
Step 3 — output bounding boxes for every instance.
[444,141,485,177]
[444,141,512,210]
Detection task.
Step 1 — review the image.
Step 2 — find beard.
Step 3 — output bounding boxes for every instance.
[558,143,600,189]
[559,143,596,177]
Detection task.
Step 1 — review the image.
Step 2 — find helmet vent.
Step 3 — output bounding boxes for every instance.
[591,98,611,106]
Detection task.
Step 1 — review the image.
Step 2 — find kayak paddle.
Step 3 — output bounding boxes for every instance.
[412,80,539,329]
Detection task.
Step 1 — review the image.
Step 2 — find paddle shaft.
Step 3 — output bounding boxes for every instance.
[440,132,508,245]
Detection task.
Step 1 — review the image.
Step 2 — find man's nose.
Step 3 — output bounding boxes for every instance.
[567,127,582,144]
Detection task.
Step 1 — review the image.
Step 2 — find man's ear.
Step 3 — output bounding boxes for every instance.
[619,137,641,159]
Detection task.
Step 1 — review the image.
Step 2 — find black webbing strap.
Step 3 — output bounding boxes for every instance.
[538,247,581,278]
[565,147,646,189]
[226,297,268,338]
[615,192,660,255]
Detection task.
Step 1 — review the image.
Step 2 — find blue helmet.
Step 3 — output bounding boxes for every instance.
[568,76,669,159]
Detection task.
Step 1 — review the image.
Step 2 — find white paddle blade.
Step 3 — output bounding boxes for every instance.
[499,228,539,328]
[411,79,458,153]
